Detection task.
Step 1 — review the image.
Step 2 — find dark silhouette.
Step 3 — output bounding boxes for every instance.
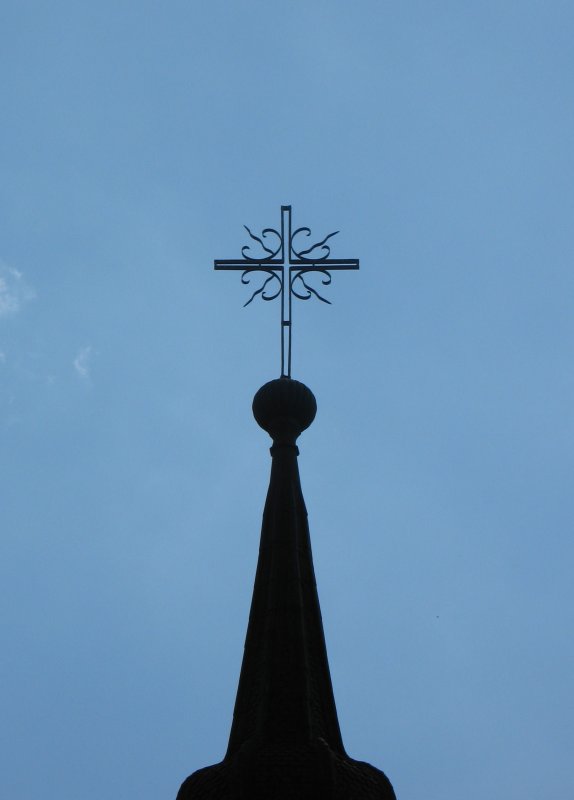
[177,377,396,799]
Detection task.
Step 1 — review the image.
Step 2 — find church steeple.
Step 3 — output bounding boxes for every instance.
[176,208,396,797]
[176,377,396,799]
[227,377,344,757]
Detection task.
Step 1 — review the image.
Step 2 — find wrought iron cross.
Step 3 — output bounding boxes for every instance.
[215,205,359,378]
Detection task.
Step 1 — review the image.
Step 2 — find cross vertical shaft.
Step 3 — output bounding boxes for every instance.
[282,206,291,378]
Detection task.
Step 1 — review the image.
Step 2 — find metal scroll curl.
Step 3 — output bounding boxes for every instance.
[291,227,339,262]
[241,269,283,307]
[290,269,332,304]
[241,226,282,262]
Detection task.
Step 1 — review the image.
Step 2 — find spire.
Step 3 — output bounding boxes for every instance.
[176,378,397,799]
[227,377,343,756]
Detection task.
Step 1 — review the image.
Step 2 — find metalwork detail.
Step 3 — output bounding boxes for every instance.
[215,206,359,377]
[291,229,339,262]
[291,269,332,304]
[242,269,282,306]
[242,226,282,262]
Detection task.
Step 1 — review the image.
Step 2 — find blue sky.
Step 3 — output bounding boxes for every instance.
[1,2,573,798]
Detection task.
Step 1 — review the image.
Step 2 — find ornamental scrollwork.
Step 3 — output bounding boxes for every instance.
[291,228,339,262]
[241,226,282,262]
[241,269,283,307]
[290,269,332,304]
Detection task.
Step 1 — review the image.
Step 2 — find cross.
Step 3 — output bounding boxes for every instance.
[214,205,359,378]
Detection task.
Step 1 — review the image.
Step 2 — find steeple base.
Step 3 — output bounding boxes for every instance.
[177,737,396,799]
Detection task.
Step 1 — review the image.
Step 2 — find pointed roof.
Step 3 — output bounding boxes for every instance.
[177,378,396,799]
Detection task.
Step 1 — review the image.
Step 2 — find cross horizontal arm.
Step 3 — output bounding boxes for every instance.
[214,260,284,270]
[215,260,359,271]
[290,260,359,270]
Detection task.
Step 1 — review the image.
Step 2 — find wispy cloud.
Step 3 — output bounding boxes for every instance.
[0,263,35,317]
[73,346,92,381]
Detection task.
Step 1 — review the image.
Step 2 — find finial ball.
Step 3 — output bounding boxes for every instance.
[253,378,317,444]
